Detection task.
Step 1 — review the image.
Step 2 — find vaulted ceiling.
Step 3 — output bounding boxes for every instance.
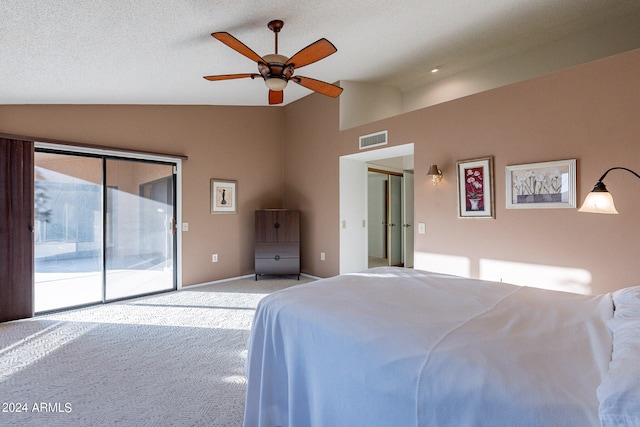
[3,0,640,107]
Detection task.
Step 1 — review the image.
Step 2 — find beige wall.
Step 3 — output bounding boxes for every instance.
[284,48,640,294]
[1,48,639,294]
[0,105,285,286]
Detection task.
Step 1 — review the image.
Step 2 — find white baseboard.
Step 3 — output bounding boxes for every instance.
[184,273,320,289]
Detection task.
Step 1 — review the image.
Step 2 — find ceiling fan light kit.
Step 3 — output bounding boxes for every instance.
[264,77,288,91]
[204,20,343,105]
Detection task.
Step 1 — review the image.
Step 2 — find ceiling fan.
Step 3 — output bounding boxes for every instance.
[204,20,343,105]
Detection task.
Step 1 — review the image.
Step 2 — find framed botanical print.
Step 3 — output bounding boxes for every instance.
[211,179,237,214]
[505,159,576,209]
[456,156,495,218]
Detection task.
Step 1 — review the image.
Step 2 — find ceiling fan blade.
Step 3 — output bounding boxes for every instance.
[212,32,264,64]
[203,73,259,81]
[293,76,343,98]
[285,38,337,69]
[269,90,284,105]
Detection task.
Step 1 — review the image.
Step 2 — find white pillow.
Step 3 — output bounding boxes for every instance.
[598,318,640,427]
[612,286,640,318]
[608,318,640,358]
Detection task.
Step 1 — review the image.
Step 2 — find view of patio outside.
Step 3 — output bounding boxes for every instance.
[34,152,176,312]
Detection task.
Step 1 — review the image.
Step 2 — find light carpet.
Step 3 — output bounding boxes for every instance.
[0,275,313,426]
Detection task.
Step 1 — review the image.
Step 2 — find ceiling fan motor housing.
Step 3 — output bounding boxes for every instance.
[259,54,293,90]
[259,54,293,79]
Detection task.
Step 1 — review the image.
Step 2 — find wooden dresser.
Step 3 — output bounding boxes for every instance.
[255,209,300,280]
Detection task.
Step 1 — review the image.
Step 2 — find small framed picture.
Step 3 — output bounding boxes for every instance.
[456,156,495,218]
[505,159,576,209]
[211,179,237,214]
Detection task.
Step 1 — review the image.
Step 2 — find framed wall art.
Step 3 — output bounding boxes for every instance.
[456,156,495,218]
[211,179,237,214]
[505,159,576,209]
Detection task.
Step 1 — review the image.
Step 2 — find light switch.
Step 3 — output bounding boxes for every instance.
[182,222,189,232]
[418,222,426,234]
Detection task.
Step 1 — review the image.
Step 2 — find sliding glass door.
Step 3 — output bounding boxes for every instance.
[34,150,176,313]
[105,159,175,300]
[34,152,103,312]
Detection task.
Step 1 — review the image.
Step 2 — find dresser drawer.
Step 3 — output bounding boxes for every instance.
[255,242,299,259]
[255,257,300,275]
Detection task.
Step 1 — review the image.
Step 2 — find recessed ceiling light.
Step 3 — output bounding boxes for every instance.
[430,67,440,73]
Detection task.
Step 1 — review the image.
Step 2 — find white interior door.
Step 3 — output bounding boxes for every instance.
[388,174,403,266]
[403,171,414,268]
[339,157,368,274]
[367,171,387,259]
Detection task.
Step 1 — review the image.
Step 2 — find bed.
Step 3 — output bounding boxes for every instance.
[243,267,640,427]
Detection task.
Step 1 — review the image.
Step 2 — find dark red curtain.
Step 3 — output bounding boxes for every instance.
[0,138,34,322]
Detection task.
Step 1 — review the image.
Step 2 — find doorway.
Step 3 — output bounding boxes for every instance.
[339,143,414,274]
[34,149,178,313]
[368,169,405,267]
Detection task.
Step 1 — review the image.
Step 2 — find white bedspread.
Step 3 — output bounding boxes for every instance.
[244,267,613,427]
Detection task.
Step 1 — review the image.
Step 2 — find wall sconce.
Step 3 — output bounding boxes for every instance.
[427,164,443,186]
[578,167,640,214]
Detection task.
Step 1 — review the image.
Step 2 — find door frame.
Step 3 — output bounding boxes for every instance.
[367,168,405,267]
[339,143,414,274]
[35,142,183,290]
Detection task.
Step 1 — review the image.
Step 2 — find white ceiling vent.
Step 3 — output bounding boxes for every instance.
[359,130,388,150]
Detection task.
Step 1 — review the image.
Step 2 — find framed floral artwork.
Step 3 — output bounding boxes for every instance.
[505,159,576,209]
[211,179,237,214]
[456,156,495,218]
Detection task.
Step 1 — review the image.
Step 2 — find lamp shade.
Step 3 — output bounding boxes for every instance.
[264,77,288,91]
[579,167,640,214]
[427,164,442,185]
[578,191,619,214]
[427,164,440,176]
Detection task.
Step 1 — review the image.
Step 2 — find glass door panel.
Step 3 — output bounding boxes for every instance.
[105,159,175,300]
[34,152,103,312]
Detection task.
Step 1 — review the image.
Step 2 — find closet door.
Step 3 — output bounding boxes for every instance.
[402,171,414,268]
[0,138,34,322]
[388,174,403,266]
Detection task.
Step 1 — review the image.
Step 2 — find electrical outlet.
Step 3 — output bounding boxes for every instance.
[320,252,326,261]
[182,222,189,232]
[211,254,218,263]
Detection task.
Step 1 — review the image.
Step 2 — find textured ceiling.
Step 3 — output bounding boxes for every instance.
[2,0,640,106]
